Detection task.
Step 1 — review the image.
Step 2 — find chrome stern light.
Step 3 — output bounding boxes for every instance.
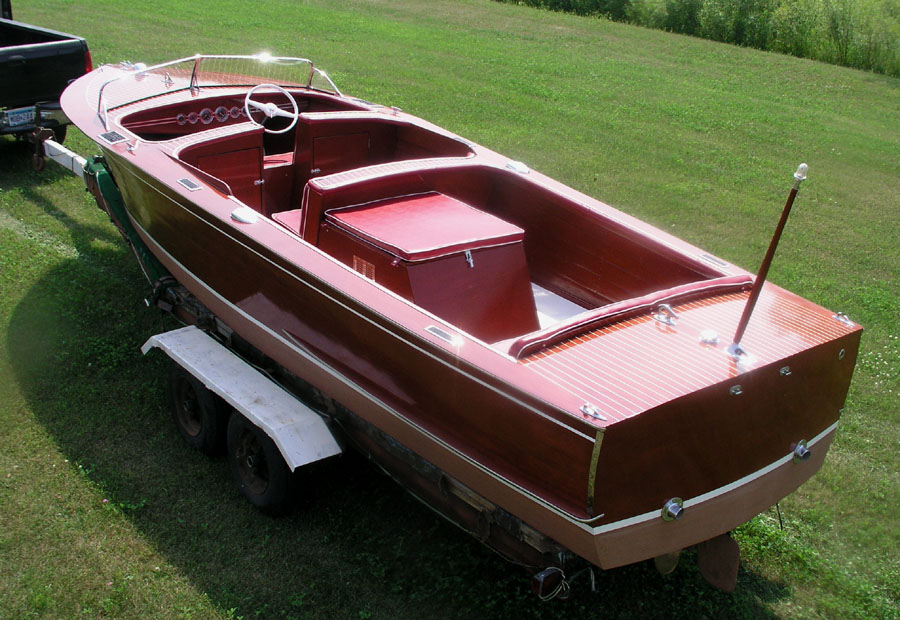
[792,440,811,463]
[662,497,685,522]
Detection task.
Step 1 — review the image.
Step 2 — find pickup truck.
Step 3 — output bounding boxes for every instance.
[1,0,91,144]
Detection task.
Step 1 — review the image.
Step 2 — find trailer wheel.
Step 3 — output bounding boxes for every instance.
[168,362,225,455]
[226,413,294,515]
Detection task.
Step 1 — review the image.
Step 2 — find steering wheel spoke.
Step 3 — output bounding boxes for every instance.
[246,99,269,112]
[269,106,297,120]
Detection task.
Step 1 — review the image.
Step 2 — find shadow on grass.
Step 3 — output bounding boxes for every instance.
[4,142,789,619]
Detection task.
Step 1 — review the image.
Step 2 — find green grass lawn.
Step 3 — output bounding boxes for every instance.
[1,1,897,618]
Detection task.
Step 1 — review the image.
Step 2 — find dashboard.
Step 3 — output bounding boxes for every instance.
[118,91,365,141]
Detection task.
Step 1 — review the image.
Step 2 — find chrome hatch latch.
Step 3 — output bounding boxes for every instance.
[653,303,678,326]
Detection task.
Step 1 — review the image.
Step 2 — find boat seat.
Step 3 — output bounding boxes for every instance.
[323,192,525,262]
[318,192,540,342]
[272,209,302,234]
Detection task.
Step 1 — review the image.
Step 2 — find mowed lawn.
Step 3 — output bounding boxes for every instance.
[1,1,897,618]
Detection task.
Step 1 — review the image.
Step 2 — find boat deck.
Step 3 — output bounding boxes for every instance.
[522,288,851,422]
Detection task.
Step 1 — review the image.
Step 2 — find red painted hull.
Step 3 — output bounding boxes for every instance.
[61,57,861,572]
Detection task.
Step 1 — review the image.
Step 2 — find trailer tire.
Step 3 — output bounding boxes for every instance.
[226,413,294,516]
[52,125,67,144]
[168,362,225,455]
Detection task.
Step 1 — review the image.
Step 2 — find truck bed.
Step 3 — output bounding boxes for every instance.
[1,9,90,135]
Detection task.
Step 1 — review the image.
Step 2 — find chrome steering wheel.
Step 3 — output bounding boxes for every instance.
[243,83,299,134]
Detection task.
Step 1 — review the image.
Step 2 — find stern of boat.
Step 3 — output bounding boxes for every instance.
[590,332,857,570]
[518,284,861,573]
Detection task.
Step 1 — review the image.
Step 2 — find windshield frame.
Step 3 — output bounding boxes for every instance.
[96,54,342,130]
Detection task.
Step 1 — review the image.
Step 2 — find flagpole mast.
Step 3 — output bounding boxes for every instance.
[728,163,808,359]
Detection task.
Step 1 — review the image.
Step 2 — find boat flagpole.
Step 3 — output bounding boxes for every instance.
[728,163,808,358]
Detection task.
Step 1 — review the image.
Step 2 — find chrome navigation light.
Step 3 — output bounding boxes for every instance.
[662,498,684,521]
[792,440,811,462]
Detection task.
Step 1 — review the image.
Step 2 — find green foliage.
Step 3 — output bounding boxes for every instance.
[824,0,855,63]
[665,0,703,34]
[498,0,900,76]
[696,0,773,47]
[515,0,633,19]
[768,0,820,57]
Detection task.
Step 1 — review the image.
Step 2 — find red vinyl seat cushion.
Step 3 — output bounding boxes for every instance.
[323,191,524,262]
[272,209,302,234]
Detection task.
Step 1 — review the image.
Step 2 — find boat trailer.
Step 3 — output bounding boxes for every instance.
[34,133,344,507]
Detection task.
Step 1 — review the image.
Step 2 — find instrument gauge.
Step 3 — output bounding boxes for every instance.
[187,112,199,124]
[230,106,242,119]
[200,108,214,124]
[215,106,229,123]
[176,113,187,126]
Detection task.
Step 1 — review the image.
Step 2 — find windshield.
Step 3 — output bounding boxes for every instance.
[96,54,341,128]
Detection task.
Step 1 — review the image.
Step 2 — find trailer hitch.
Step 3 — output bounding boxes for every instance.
[28,126,56,171]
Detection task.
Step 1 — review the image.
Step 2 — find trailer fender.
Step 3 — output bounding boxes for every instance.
[141,326,342,470]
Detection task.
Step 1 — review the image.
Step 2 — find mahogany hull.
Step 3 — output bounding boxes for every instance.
[61,57,862,573]
[100,147,859,569]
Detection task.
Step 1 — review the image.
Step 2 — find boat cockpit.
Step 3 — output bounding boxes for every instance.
[102,55,740,351]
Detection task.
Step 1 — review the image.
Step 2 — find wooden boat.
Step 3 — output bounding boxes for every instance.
[60,55,861,593]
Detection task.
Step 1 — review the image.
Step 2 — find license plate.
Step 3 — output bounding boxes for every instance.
[6,107,36,127]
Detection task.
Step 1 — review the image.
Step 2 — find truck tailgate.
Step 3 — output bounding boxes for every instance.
[1,18,89,109]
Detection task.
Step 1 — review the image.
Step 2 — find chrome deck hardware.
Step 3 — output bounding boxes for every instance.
[653,303,678,326]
